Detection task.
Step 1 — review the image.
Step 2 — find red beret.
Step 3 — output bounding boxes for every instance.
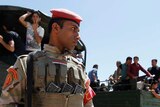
[50,9,82,25]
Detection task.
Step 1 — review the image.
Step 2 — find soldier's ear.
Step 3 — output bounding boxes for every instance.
[52,23,60,33]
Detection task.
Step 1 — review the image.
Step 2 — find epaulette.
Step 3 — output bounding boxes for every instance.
[32,51,46,60]
[16,51,46,61]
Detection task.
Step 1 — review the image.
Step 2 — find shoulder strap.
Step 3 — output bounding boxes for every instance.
[26,53,34,107]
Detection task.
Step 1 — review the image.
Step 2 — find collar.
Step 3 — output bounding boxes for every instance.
[132,63,140,66]
[93,68,98,71]
[44,44,61,54]
[43,44,72,60]
[43,44,65,60]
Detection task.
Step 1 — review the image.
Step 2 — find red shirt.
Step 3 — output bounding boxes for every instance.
[127,63,150,79]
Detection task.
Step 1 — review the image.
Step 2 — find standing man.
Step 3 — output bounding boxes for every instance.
[148,59,160,93]
[19,11,44,53]
[127,56,152,79]
[109,61,121,85]
[113,61,122,82]
[120,57,132,81]
[148,59,160,82]
[88,64,99,92]
[0,9,93,107]
[127,56,152,90]
[113,57,132,91]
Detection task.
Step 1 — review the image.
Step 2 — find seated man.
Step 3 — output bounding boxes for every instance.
[149,81,160,99]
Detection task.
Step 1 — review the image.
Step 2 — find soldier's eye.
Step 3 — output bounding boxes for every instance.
[71,27,76,31]
[71,27,79,32]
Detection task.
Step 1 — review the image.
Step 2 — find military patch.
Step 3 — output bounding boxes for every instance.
[8,68,18,80]
[2,68,18,89]
[2,73,12,89]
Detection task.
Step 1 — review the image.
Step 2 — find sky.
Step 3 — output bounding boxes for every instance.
[1,0,160,82]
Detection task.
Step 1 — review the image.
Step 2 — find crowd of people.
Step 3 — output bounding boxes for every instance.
[108,56,160,97]
[88,57,160,98]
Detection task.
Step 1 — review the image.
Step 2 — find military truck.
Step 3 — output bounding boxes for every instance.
[93,89,160,107]
[1,5,160,107]
[0,5,87,64]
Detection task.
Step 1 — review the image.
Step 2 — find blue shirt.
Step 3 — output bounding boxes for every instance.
[88,70,98,82]
[121,63,128,80]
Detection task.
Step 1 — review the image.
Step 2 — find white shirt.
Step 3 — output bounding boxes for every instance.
[26,22,44,51]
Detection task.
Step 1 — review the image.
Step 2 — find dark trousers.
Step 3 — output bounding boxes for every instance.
[130,79,137,90]
[90,80,100,91]
[113,79,130,91]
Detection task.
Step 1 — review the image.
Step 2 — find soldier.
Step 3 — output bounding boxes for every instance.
[0,9,94,107]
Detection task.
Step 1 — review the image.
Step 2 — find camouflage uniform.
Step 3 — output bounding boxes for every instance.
[0,44,88,107]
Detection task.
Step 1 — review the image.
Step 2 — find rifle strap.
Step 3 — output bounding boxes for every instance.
[26,53,34,107]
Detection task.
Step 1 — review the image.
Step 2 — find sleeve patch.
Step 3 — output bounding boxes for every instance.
[2,68,19,89]
[8,68,18,80]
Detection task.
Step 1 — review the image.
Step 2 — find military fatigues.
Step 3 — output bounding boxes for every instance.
[0,44,88,107]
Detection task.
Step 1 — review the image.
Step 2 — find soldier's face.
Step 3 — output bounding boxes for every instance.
[57,20,80,50]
